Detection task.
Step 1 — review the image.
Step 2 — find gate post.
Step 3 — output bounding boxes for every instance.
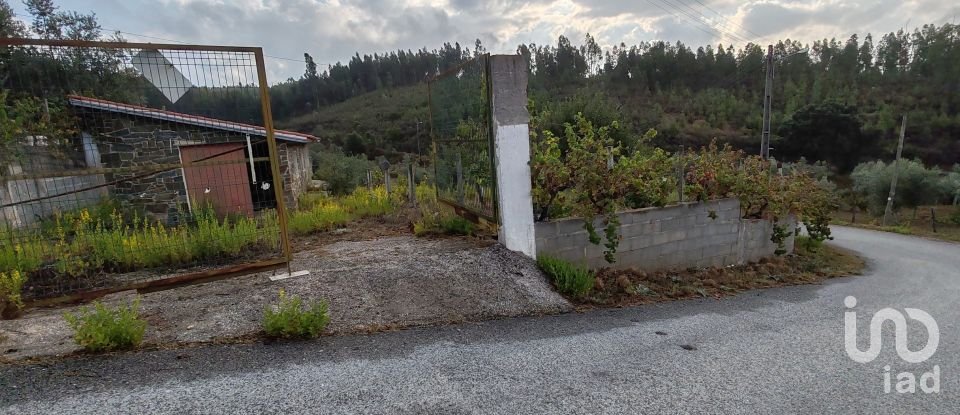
[489,55,536,259]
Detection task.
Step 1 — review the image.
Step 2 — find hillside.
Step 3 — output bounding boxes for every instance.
[277,84,429,161]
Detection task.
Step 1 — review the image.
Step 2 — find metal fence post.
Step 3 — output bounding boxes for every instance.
[408,163,416,206]
[456,152,464,204]
[254,49,292,267]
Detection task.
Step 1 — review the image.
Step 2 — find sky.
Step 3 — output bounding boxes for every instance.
[9,0,959,82]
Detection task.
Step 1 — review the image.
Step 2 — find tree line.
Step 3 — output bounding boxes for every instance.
[279,22,958,170]
[2,0,958,170]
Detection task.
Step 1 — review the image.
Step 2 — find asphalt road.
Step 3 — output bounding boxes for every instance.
[2,226,959,414]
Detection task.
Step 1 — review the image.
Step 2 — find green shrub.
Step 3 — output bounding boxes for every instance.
[439,216,475,236]
[536,254,595,297]
[950,208,960,226]
[64,299,147,352]
[851,159,946,215]
[312,149,376,195]
[263,290,330,339]
[795,235,824,253]
[0,269,25,316]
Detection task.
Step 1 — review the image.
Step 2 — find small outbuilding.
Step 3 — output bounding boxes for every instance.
[68,95,316,224]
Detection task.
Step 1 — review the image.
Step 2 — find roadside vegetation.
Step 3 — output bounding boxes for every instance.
[262,290,330,339]
[536,255,594,298]
[529,107,837,264]
[541,236,864,308]
[832,206,960,243]
[410,184,479,237]
[64,298,147,352]
[829,160,960,242]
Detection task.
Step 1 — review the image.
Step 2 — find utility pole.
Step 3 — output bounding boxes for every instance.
[415,119,423,158]
[760,45,774,160]
[883,115,907,226]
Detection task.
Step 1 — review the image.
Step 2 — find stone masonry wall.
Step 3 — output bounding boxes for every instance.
[535,198,796,270]
[278,142,311,209]
[86,113,303,225]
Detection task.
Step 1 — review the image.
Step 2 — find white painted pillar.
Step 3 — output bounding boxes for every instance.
[490,55,536,259]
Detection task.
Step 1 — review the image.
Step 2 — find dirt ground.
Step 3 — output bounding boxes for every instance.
[0,231,572,361]
[578,241,865,309]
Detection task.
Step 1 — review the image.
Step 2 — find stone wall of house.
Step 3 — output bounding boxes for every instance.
[535,199,796,270]
[278,142,311,209]
[86,113,302,225]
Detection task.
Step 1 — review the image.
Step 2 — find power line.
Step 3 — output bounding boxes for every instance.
[688,0,764,40]
[676,0,756,43]
[644,0,739,45]
[663,0,754,44]
[652,0,754,45]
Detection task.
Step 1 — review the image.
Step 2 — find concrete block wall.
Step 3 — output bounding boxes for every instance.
[535,198,795,270]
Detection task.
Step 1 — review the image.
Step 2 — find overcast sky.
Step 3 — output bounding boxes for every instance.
[11,0,959,82]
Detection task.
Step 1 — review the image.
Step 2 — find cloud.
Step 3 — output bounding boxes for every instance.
[12,0,956,80]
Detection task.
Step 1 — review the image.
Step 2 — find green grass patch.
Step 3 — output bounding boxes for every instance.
[536,254,595,297]
[0,204,280,283]
[289,185,403,235]
[64,298,147,352]
[263,290,330,339]
[439,216,475,235]
[289,203,352,235]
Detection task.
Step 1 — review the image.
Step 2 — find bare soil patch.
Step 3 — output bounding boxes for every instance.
[574,242,864,309]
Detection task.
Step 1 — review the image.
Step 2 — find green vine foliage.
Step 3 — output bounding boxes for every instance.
[683,140,838,233]
[0,90,78,166]
[770,224,792,256]
[530,112,675,264]
[530,114,838,264]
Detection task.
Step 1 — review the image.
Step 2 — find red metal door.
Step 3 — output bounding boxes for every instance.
[179,143,254,217]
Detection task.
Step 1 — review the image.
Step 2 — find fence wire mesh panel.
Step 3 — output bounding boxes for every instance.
[0,39,296,304]
[428,55,497,222]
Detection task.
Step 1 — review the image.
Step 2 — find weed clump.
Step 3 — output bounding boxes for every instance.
[536,254,595,297]
[263,290,330,339]
[0,269,25,319]
[64,299,147,352]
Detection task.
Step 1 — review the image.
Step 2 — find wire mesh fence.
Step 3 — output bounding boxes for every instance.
[0,39,296,304]
[428,55,497,222]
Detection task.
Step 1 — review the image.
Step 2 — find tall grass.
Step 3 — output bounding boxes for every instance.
[536,254,595,297]
[0,204,280,280]
[289,203,352,235]
[289,185,402,235]
[411,183,476,237]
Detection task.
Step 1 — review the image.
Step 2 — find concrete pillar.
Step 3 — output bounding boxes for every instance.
[490,55,536,259]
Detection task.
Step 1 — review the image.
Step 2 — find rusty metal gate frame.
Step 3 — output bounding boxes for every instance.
[0,38,293,307]
[427,54,499,225]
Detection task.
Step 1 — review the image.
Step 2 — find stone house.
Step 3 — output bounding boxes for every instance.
[67,95,316,224]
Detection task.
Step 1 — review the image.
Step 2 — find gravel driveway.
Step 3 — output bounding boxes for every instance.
[0,235,571,360]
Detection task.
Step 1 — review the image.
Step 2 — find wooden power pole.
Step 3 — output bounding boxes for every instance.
[760,45,774,160]
[883,115,907,226]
